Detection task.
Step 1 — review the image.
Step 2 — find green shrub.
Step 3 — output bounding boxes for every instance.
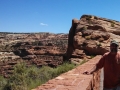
[5,63,28,90]
[85,36,91,40]
[90,55,96,59]
[97,42,102,47]
[6,74,28,90]
[13,63,27,75]
[1,61,77,90]
[110,21,115,27]
[86,16,91,21]
[53,62,75,77]
[83,26,87,30]
[79,60,87,65]
[111,23,115,27]
[0,76,7,90]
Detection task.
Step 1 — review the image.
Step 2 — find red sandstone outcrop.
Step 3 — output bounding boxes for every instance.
[66,15,120,63]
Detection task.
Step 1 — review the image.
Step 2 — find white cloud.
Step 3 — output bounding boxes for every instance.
[40,23,48,26]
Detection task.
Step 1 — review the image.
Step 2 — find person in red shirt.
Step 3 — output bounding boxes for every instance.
[83,40,120,90]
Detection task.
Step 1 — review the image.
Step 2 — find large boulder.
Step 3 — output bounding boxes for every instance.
[66,15,120,61]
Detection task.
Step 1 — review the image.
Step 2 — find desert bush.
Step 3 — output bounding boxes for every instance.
[86,16,91,21]
[110,21,115,27]
[0,76,7,90]
[52,62,75,77]
[4,63,28,90]
[90,55,96,59]
[83,26,87,30]
[96,42,102,47]
[2,61,76,90]
[85,35,91,40]
[111,23,115,27]
[79,60,88,65]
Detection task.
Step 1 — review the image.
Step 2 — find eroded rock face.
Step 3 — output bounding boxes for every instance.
[0,33,68,77]
[12,34,68,66]
[66,15,120,61]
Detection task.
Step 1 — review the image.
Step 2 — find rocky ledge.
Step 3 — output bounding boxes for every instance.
[66,14,120,63]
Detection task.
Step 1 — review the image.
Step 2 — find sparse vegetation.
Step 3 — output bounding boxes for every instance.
[111,22,115,27]
[79,60,88,65]
[0,61,77,90]
[83,26,87,30]
[86,16,92,21]
[32,41,40,46]
[94,16,98,19]
[110,21,115,27]
[96,42,102,47]
[85,35,91,40]
[90,55,96,59]
[85,16,93,25]
[0,76,7,90]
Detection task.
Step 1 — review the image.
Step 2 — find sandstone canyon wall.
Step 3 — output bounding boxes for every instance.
[66,14,120,64]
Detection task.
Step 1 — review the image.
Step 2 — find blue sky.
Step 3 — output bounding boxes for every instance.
[0,0,120,33]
